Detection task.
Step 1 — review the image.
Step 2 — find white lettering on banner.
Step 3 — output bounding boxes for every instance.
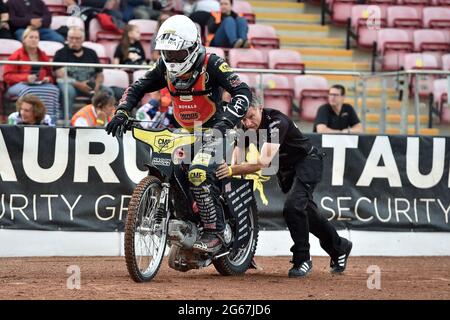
[357,136,402,187]
[95,195,116,221]
[354,197,374,222]
[406,137,445,188]
[0,130,17,181]
[9,194,29,221]
[61,195,82,221]
[23,127,70,183]
[41,194,58,221]
[74,129,120,183]
[119,195,131,221]
[394,198,412,223]
[322,135,359,186]
[437,199,450,223]
[122,133,148,184]
[320,196,450,224]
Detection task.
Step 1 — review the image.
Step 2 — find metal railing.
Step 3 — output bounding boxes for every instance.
[1,60,448,135]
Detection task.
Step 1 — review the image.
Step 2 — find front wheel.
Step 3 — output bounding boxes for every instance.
[213,204,259,276]
[124,175,167,282]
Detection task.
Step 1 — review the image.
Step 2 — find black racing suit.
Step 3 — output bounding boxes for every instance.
[116,52,252,233]
[247,108,350,265]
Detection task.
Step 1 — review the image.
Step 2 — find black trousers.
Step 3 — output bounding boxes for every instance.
[282,152,349,265]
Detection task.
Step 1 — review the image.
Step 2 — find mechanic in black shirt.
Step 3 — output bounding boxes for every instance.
[216,96,353,278]
[106,15,252,254]
[313,84,363,134]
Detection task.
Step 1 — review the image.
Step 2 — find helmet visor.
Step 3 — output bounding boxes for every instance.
[162,50,189,63]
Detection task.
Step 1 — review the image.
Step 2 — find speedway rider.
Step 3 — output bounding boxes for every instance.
[106,15,252,254]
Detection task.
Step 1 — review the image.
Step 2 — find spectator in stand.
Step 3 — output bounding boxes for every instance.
[0,0,13,39]
[313,84,363,134]
[149,12,170,63]
[8,94,54,125]
[65,0,125,22]
[122,0,164,22]
[53,26,113,119]
[8,0,65,43]
[113,24,147,65]
[71,90,115,126]
[3,26,61,121]
[190,0,220,43]
[207,0,249,48]
[135,88,175,128]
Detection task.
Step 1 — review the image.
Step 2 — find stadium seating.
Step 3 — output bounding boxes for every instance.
[205,47,226,59]
[102,69,130,89]
[38,41,64,60]
[293,75,329,122]
[404,53,439,97]
[442,54,450,71]
[233,1,256,24]
[229,48,268,86]
[43,0,67,16]
[330,0,358,25]
[247,24,280,49]
[50,15,85,31]
[376,28,414,70]
[82,41,110,64]
[413,29,449,68]
[432,78,449,123]
[387,6,422,29]
[261,74,294,116]
[350,4,388,49]
[0,39,22,121]
[88,18,121,62]
[267,49,304,87]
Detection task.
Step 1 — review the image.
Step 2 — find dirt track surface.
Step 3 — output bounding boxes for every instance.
[0,256,449,300]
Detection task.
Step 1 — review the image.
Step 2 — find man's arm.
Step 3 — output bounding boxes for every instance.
[216,143,280,179]
[316,124,347,134]
[209,55,252,132]
[349,122,363,133]
[94,72,104,91]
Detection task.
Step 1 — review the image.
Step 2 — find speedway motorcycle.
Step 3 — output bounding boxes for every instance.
[123,119,259,282]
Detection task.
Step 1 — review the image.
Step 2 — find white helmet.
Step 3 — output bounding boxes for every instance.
[155,15,202,78]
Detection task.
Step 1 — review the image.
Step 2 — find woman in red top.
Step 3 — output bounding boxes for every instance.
[3,26,60,122]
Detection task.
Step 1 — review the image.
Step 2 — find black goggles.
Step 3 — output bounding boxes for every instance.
[162,50,189,63]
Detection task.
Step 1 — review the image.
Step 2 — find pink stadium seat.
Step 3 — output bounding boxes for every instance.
[88,18,121,63]
[102,69,130,89]
[267,49,304,87]
[233,1,256,24]
[376,28,414,70]
[50,15,84,31]
[423,7,450,34]
[82,41,110,64]
[413,29,450,68]
[386,6,422,29]
[228,48,268,69]
[432,79,449,123]
[442,54,450,71]
[38,41,64,60]
[293,75,329,122]
[351,5,387,49]
[205,47,226,59]
[228,48,268,85]
[248,24,280,49]
[331,0,358,25]
[43,0,67,16]
[261,74,294,116]
[128,19,158,60]
[404,53,439,97]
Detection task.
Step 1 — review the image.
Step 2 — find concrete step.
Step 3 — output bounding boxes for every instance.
[365,113,429,124]
[349,98,403,109]
[348,87,398,98]
[366,127,440,135]
[304,60,371,71]
[268,23,329,37]
[256,12,321,24]
[280,35,345,48]
[249,1,305,13]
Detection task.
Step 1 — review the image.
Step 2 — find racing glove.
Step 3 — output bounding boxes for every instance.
[106,109,129,137]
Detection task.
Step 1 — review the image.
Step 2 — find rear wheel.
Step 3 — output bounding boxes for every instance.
[213,205,259,276]
[124,176,167,282]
